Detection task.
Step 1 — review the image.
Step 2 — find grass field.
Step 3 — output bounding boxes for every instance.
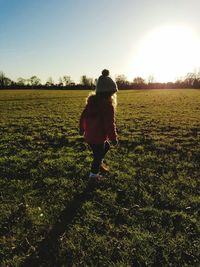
[0,89,200,266]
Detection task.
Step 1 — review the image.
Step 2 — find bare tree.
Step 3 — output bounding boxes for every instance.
[63,75,72,86]
[29,76,41,86]
[0,71,6,87]
[147,75,155,84]
[46,77,54,87]
[0,72,13,87]
[80,75,93,86]
[116,74,128,83]
[115,74,129,88]
[58,77,64,86]
[17,77,26,86]
[133,77,145,84]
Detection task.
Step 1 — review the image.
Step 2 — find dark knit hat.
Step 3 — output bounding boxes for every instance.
[96,70,118,93]
[102,69,109,76]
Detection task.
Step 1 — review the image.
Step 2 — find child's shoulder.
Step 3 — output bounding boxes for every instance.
[86,93,112,107]
[87,94,97,104]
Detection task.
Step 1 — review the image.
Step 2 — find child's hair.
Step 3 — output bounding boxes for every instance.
[86,91,117,110]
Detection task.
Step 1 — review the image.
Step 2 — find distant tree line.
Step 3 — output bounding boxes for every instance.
[115,72,200,89]
[0,72,96,90]
[1,71,200,90]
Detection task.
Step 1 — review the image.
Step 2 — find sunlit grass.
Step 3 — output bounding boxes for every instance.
[0,89,199,266]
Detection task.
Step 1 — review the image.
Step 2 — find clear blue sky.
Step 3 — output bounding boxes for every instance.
[1,0,200,83]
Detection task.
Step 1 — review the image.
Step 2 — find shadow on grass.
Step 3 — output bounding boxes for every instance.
[22,180,96,267]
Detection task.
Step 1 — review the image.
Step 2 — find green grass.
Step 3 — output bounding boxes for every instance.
[0,89,199,266]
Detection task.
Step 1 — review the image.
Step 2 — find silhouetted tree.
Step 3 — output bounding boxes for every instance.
[17,77,27,86]
[184,71,200,88]
[0,72,13,87]
[115,74,128,84]
[115,74,127,83]
[58,77,64,86]
[133,77,145,84]
[147,75,155,84]
[63,75,72,86]
[80,75,93,86]
[115,74,129,89]
[46,77,54,87]
[29,76,41,87]
[0,71,6,87]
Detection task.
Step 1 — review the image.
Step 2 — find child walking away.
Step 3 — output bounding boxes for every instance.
[80,69,118,182]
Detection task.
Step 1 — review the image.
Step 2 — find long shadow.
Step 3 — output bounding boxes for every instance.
[22,181,96,267]
[0,203,26,236]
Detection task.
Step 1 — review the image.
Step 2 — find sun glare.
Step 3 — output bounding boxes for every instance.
[128,25,200,82]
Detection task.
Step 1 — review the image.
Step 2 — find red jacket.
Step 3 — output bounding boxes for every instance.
[80,95,117,144]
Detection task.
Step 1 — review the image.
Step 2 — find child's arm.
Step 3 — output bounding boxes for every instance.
[103,104,117,141]
[79,107,87,135]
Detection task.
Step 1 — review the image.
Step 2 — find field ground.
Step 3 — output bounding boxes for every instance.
[0,89,200,266]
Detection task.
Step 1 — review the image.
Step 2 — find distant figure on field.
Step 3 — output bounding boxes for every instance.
[79,69,118,181]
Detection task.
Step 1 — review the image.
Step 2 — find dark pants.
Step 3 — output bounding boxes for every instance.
[89,141,110,174]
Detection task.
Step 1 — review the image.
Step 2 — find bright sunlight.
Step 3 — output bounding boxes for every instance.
[128,25,200,82]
